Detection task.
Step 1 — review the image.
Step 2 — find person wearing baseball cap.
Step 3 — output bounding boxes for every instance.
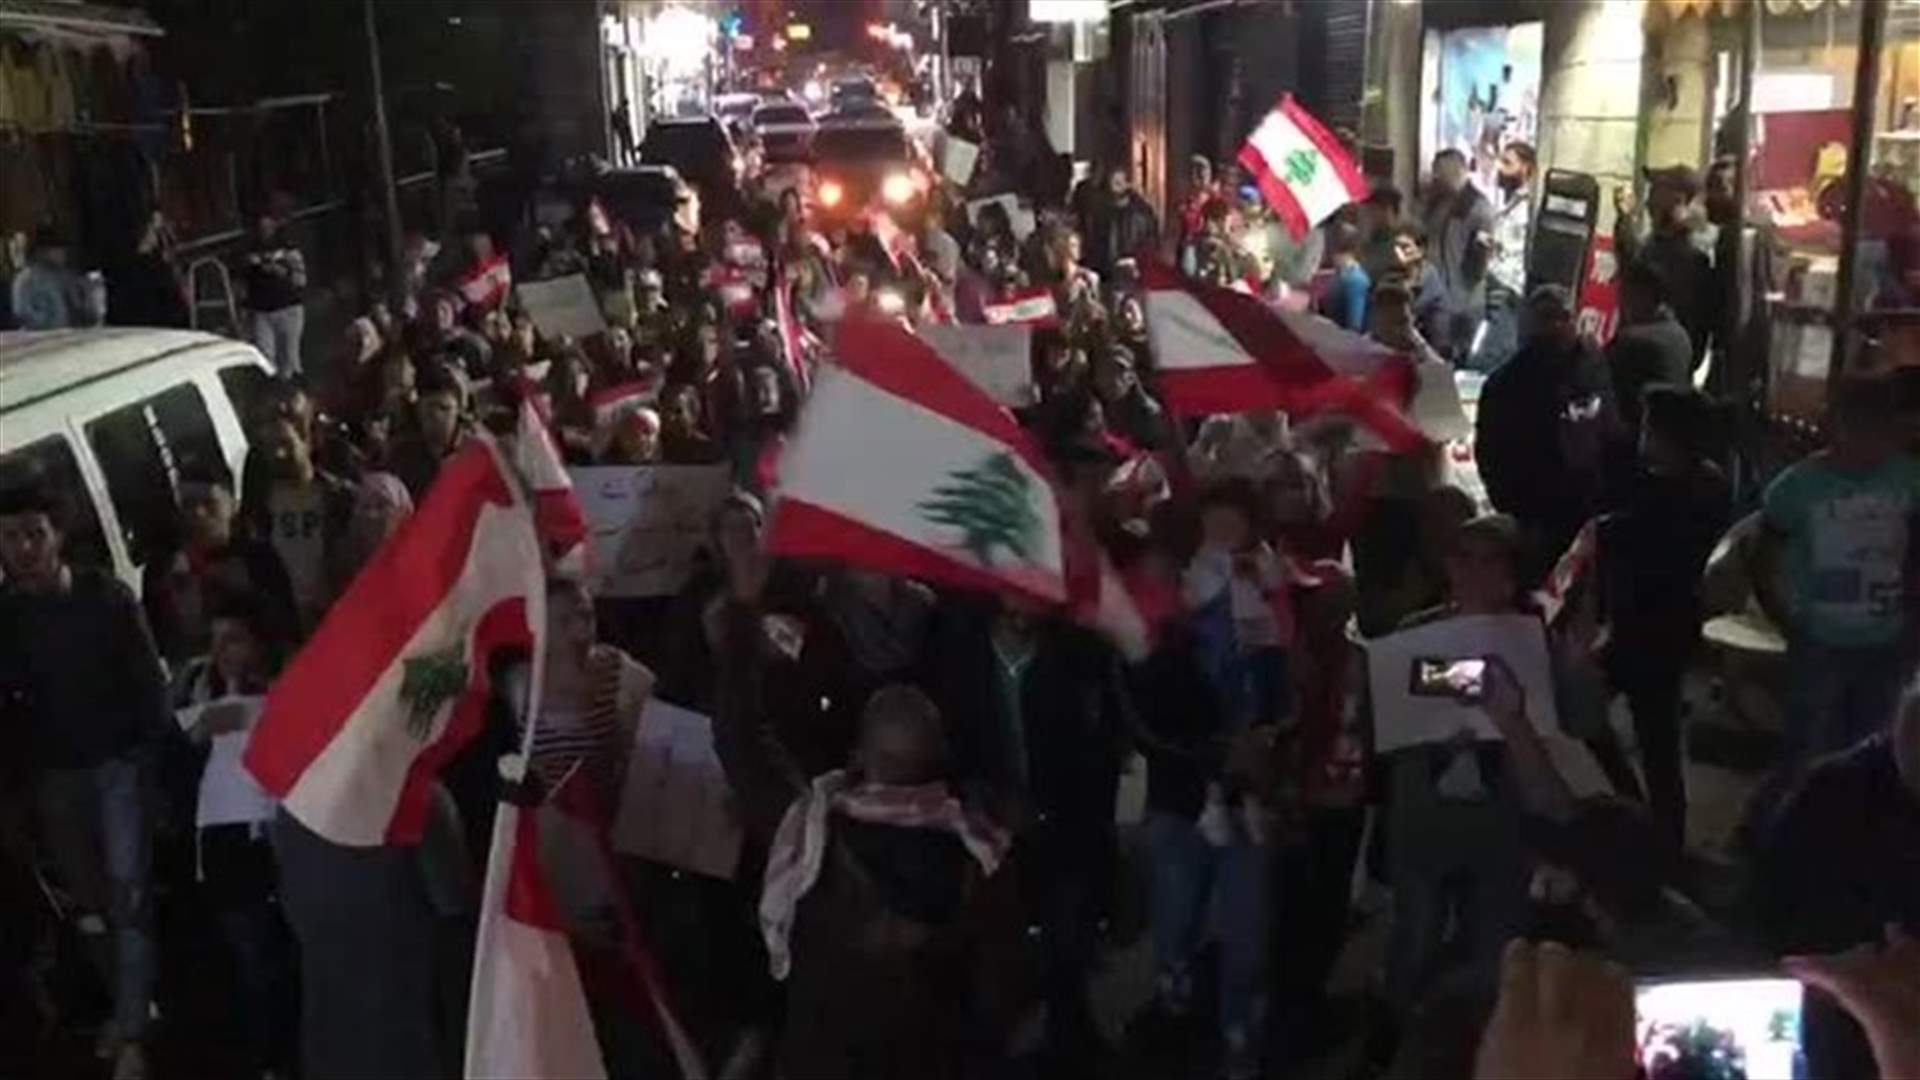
[1614,163,1718,370]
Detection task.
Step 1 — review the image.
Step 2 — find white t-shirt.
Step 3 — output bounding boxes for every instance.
[269,483,327,620]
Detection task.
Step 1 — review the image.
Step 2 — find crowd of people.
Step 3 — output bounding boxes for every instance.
[3,97,1918,1080]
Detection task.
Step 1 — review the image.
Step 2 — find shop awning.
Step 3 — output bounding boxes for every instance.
[0,1,163,39]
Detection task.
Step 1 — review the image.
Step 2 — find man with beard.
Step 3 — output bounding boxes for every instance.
[1421,149,1496,365]
[1615,165,1719,370]
[1472,142,1536,371]
[1474,285,1619,583]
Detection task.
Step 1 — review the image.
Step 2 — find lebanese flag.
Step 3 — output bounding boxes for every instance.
[981,286,1058,327]
[1237,94,1368,240]
[1533,517,1601,625]
[769,317,1157,656]
[773,275,812,395]
[465,798,608,1080]
[702,264,758,318]
[1141,261,1425,452]
[243,442,545,846]
[455,252,513,313]
[514,398,590,572]
[589,379,660,429]
[771,317,1069,604]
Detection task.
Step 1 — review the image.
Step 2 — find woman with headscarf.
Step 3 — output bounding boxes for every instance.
[335,472,414,589]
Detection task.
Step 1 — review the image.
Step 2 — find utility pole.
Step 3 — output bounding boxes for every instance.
[364,0,405,306]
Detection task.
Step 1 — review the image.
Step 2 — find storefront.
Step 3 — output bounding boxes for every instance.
[1363,0,1919,438]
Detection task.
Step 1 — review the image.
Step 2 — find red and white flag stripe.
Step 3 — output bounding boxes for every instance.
[455,253,513,313]
[243,441,545,846]
[514,398,590,573]
[465,800,609,1080]
[1533,517,1601,625]
[588,379,660,429]
[773,274,812,396]
[982,286,1058,327]
[1140,261,1425,452]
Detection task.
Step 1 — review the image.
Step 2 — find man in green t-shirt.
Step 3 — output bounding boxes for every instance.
[1758,376,1920,759]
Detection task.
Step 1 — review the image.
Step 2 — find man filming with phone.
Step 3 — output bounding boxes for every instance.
[1379,514,1582,1017]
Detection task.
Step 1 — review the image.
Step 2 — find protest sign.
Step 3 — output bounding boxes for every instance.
[515,274,607,342]
[176,696,275,827]
[1363,614,1558,753]
[966,193,1037,241]
[611,700,742,880]
[571,465,730,598]
[920,323,1034,407]
[937,134,981,187]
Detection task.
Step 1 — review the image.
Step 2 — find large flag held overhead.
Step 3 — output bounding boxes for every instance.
[465,791,609,1080]
[243,441,546,846]
[768,317,1156,656]
[1237,94,1369,240]
[1140,261,1428,452]
[770,318,1069,604]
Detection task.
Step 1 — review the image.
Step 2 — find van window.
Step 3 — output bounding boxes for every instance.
[0,436,112,573]
[220,363,273,431]
[84,383,228,572]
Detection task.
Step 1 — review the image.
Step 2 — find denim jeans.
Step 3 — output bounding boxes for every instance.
[1786,639,1907,761]
[34,754,155,1042]
[1145,812,1272,1046]
[249,303,305,377]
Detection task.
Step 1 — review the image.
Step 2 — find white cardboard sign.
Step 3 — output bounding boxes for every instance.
[610,700,742,880]
[1364,614,1559,754]
[571,465,731,598]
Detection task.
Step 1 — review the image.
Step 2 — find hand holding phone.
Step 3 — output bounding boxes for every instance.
[1785,926,1920,1079]
[1634,975,1805,1080]
[1475,939,1633,1080]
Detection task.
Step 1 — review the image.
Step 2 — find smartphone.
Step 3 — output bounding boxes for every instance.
[1634,976,1804,1080]
[1409,656,1488,702]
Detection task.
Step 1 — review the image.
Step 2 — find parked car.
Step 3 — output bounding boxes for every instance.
[829,75,879,114]
[751,101,817,164]
[0,328,272,592]
[582,164,698,236]
[639,116,742,214]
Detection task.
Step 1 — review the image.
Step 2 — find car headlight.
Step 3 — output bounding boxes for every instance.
[818,179,845,207]
[881,171,915,206]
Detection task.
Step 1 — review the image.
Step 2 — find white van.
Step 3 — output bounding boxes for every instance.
[0,328,274,594]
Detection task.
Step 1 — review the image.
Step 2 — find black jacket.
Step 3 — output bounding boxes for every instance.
[1602,465,1731,679]
[1129,633,1226,820]
[1475,337,1618,552]
[1606,307,1694,435]
[104,252,189,328]
[1085,192,1159,278]
[0,568,171,769]
[927,603,1130,839]
[1616,224,1718,368]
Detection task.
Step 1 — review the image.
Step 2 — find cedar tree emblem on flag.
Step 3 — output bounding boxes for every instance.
[400,646,469,740]
[917,451,1042,567]
[1283,148,1318,186]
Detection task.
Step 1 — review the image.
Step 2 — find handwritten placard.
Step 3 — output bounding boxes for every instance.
[572,465,731,598]
[610,700,742,880]
[515,273,607,342]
